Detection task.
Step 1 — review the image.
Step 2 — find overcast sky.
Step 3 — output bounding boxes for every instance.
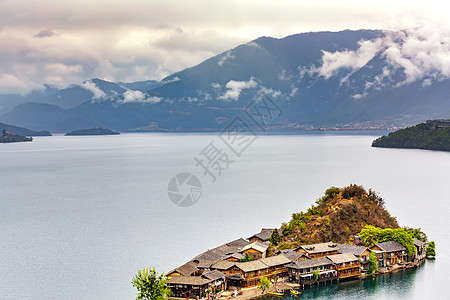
[0,0,449,94]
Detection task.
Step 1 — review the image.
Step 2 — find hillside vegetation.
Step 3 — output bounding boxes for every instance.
[372,121,450,151]
[277,185,399,249]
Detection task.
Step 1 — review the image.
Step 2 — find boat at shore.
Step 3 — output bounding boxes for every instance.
[290,289,301,296]
[267,291,284,296]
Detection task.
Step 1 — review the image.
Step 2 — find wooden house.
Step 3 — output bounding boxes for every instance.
[210,254,291,288]
[370,241,407,268]
[167,276,211,298]
[327,253,361,279]
[336,243,371,271]
[287,257,338,287]
[238,241,268,260]
[224,252,245,262]
[413,238,427,261]
[247,228,280,243]
[167,262,200,277]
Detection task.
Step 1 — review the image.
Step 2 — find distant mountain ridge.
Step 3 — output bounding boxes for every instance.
[1,29,449,132]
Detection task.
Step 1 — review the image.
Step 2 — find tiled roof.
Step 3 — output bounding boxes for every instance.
[276,249,307,262]
[247,228,281,241]
[235,259,268,272]
[260,254,292,267]
[225,252,245,260]
[168,262,199,276]
[202,270,225,281]
[298,242,339,255]
[373,241,406,252]
[327,253,358,264]
[336,243,368,256]
[413,238,426,247]
[239,241,268,253]
[287,257,333,269]
[193,238,251,262]
[167,276,211,286]
[211,260,236,270]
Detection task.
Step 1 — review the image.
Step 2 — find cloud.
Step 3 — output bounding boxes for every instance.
[318,38,384,79]
[80,81,106,100]
[259,86,282,98]
[0,73,43,94]
[382,28,450,85]
[119,90,162,104]
[315,25,450,89]
[218,77,258,101]
[0,0,449,94]
[34,29,57,38]
[218,50,235,66]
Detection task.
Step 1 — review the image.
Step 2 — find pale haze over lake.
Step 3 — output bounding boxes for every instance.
[0,133,448,299]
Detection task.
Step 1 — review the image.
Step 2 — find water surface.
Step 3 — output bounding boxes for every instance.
[0,133,448,299]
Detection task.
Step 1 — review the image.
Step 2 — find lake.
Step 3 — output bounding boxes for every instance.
[0,133,449,299]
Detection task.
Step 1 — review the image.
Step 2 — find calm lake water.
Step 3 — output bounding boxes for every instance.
[0,133,449,300]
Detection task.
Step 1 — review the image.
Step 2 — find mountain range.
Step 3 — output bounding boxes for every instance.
[1,29,449,132]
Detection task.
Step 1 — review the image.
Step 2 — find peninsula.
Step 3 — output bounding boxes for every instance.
[65,127,120,136]
[0,129,32,143]
[372,119,450,151]
[0,122,51,136]
[162,185,433,299]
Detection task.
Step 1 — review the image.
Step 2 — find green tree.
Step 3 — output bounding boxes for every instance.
[240,253,253,262]
[404,227,428,242]
[426,241,436,258]
[359,225,380,247]
[359,225,416,256]
[312,268,320,280]
[257,276,271,294]
[131,267,172,300]
[1,129,6,135]
[368,252,378,274]
[269,228,282,246]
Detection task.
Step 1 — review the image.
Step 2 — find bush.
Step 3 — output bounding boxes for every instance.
[426,241,436,258]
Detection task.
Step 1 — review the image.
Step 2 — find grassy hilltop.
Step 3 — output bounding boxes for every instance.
[276,184,399,249]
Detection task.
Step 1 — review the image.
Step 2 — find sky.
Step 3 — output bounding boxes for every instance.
[0,0,449,94]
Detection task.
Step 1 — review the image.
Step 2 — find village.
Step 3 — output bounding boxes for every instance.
[166,228,428,299]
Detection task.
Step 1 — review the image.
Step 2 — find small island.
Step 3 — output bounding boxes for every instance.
[135,185,434,300]
[372,119,450,151]
[0,129,32,143]
[65,127,120,136]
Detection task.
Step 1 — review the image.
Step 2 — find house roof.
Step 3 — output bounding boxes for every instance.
[336,243,368,257]
[372,241,406,252]
[202,270,225,281]
[247,228,281,241]
[413,238,426,247]
[327,253,358,264]
[276,249,309,262]
[211,260,236,270]
[297,242,339,255]
[235,259,269,272]
[192,238,251,262]
[239,241,268,253]
[287,257,333,269]
[167,276,211,286]
[168,262,199,276]
[225,252,245,260]
[195,260,214,269]
[260,254,292,267]
[227,273,245,281]
[212,254,291,274]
